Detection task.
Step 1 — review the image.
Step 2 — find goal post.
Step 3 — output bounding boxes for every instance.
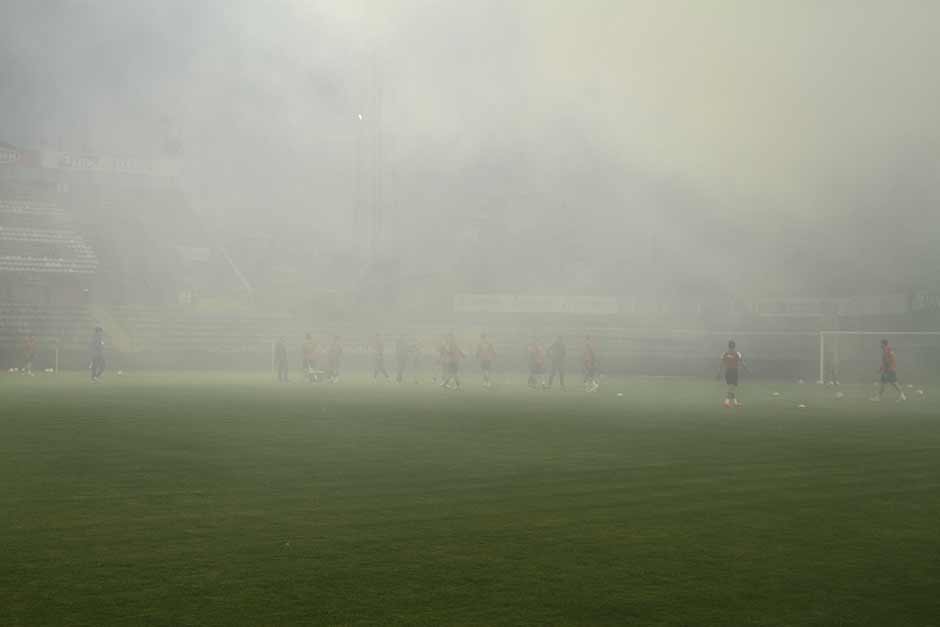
[568,328,940,383]
[682,330,940,384]
[696,331,820,381]
[819,331,940,385]
[593,329,823,379]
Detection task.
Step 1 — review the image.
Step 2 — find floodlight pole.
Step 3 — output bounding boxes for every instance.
[355,113,364,241]
[371,52,382,266]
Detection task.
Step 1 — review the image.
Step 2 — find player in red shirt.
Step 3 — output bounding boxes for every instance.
[370,334,390,382]
[582,336,598,392]
[395,334,410,384]
[326,336,343,384]
[435,337,449,384]
[872,339,907,402]
[22,335,37,376]
[527,339,546,389]
[476,333,496,388]
[718,340,745,407]
[409,337,422,384]
[440,333,465,390]
[301,333,319,382]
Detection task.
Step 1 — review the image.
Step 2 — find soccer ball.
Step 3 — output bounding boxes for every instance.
[798,403,808,409]
[835,391,845,399]
[771,391,781,397]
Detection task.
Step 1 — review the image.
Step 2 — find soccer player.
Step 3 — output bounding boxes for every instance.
[718,340,744,407]
[370,333,388,383]
[301,333,318,382]
[326,336,343,383]
[476,333,496,388]
[436,337,449,383]
[274,337,289,383]
[547,335,566,389]
[410,336,421,383]
[527,339,546,389]
[90,326,106,382]
[440,333,465,390]
[872,339,907,402]
[370,334,390,381]
[22,334,36,376]
[395,334,409,383]
[582,336,599,392]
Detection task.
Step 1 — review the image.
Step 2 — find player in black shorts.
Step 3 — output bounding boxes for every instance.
[440,333,464,390]
[90,326,106,382]
[582,336,598,392]
[547,336,567,389]
[872,339,906,402]
[527,339,546,389]
[718,340,744,407]
[326,336,343,383]
[370,334,390,382]
[476,333,496,388]
[395,334,409,383]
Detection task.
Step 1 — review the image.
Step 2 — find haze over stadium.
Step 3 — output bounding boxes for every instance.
[2,2,940,625]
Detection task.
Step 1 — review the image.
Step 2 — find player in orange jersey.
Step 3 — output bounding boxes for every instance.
[441,333,465,390]
[301,333,319,382]
[370,334,390,382]
[582,336,598,392]
[718,340,745,407]
[872,339,906,402]
[476,333,496,388]
[527,339,546,389]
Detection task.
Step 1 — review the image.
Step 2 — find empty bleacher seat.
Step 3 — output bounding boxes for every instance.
[0,199,98,275]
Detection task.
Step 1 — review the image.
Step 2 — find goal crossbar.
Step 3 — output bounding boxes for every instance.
[675,330,940,383]
[819,331,940,384]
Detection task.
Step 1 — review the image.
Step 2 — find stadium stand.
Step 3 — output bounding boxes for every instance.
[66,185,239,305]
[113,305,293,352]
[0,198,98,276]
[0,179,99,367]
[106,305,296,369]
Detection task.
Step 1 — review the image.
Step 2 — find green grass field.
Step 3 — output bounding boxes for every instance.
[2,373,940,626]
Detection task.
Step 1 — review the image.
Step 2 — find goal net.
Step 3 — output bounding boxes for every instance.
[820,331,940,385]
[508,329,940,384]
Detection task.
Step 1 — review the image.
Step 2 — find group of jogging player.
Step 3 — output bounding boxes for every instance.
[272,332,603,391]
[70,328,911,402]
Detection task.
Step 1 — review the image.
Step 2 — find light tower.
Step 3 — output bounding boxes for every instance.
[353,52,383,267]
